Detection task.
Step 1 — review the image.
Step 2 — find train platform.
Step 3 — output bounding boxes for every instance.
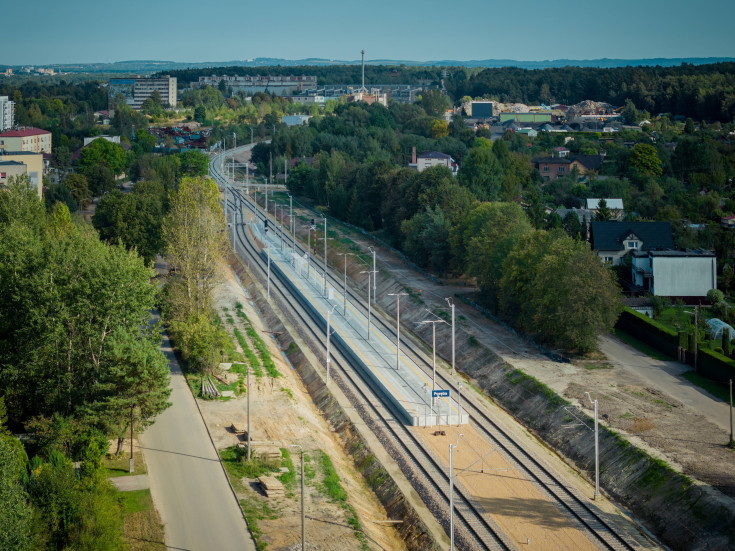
[247,217,468,427]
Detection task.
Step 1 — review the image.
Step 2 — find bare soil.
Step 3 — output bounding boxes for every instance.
[199,268,404,551]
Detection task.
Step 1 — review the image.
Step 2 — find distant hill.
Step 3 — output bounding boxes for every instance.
[6,57,735,74]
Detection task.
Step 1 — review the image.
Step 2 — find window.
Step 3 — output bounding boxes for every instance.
[603,256,614,264]
[543,166,549,172]
[626,241,638,249]
[558,166,565,173]
[0,172,5,178]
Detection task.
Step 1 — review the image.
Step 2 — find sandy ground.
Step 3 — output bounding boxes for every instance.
[417,425,599,550]
[200,268,405,551]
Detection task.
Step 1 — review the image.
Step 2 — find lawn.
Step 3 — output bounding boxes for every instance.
[681,371,732,403]
[121,489,166,551]
[103,451,147,478]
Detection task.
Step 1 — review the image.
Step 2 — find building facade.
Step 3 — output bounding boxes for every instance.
[109,76,177,110]
[590,221,674,265]
[410,150,458,176]
[192,75,317,96]
[0,96,14,132]
[0,160,27,185]
[0,127,52,154]
[632,250,716,297]
[0,151,43,197]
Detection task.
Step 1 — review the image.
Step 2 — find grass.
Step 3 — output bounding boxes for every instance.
[220,446,281,492]
[235,304,281,378]
[318,451,347,502]
[103,451,147,478]
[121,488,166,551]
[239,498,279,551]
[681,371,732,402]
[277,447,296,489]
[584,363,613,370]
[614,328,674,361]
[280,388,294,400]
[233,327,263,377]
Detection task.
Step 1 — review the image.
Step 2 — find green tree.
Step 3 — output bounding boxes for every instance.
[78,138,127,176]
[417,90,451,117]
[63,173,91,208]
[163,176,227,318]
[194,105,206,122]
[595,198,612,221]
[85,328,171,455]
[629,143,663,177]
[0,436,32,551]
[178,149,209,177]
[84,164,116,196]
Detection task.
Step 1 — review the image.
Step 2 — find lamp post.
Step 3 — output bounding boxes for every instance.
[446,297,455,374]
[388,293,408,370]
[323,216,328,297]
[449,434,464,551]
[288,193,295,264]
[360,269,377,341]
[338,253,355,316]
[457,380,462,427]
[369,246,376,302]
[247,361,251,460]
[586,392,600,500]
[326,305,335,384]
[289,444,305,551]
[420,316,448,405]
[265,220,271,299]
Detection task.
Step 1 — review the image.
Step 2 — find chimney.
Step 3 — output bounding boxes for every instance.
[412,147,417,165]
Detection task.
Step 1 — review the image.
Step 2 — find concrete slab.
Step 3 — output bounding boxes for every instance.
[109,474,149,492]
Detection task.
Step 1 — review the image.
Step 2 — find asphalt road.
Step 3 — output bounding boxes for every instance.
[600,335,732,433]
[140,312,255,551]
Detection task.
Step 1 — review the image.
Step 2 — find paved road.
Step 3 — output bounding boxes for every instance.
[140,312,255,551]
[600,335,732,433]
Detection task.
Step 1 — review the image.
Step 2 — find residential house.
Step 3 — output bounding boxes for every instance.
[590,221,674,265]
[570,154,604,174]
[0,160,27,185]
[631,249,716,298]
[409,150,458,176]
[0,127,52,154]
[0,151,43,197]
[554,147,570,158]
[585,198,624,219]
[721,215,735,228]
[282,115,311,126]
[532,157,571,181]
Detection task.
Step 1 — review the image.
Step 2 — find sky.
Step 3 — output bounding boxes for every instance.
[3,0,734,65]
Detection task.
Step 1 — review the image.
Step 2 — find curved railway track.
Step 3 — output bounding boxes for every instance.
[212,154,639,551]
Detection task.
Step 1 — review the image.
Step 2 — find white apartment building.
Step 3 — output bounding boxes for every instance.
[0,96,14,132]
[109,76,177,110]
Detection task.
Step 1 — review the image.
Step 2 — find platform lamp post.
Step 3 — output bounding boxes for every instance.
[388,292,408,370]
[446,297,456,374]
[368,246,377,302]
[449,433,464,551]
[563,394,600,500]
[323,216,328,297]
[288,193,295,265]
[265,219,271,299]
[360,268,378,341]
[337,253,355,316]
[326,305,336,384]
[247,360,252,460]
[419,315,448,406]
[289,444,306,551]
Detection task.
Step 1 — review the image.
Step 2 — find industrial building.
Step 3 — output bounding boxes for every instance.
[109,76,177,110]
[191,75,317,95]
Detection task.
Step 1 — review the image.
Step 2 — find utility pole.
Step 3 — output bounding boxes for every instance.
[269,151,273,190]
[446,297,455,374]
[265,177,268,214]
[288,193,295,265]
[129,403,134,473]
[326,306,335,384]
[247,362,251,460]
[694,305,699,373]
[449,434,464,551]
[388,292,408,370]
[457,381,462,427]
[289,445,305,551]
[730,379,733,447]
[265,220,271,299]
[323,216,328,297]
[585,392,601,500]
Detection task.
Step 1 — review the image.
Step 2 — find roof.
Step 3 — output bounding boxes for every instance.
[554,208,595,223]
[532,157,571,164]
[0,151,42,156]
[586,198,624,210]
[418,151,452,160]
[0,127,51,137]
[571,155,604,171]
[645,249,715,258]
[591,221,674,252]
[0,160,26,166]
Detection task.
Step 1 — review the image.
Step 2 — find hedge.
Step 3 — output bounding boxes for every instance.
[615,307,680,359]
[696,347,735,382]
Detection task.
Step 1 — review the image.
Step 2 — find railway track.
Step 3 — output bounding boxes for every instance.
[212,154,639,551]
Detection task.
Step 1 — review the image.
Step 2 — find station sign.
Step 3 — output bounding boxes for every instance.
[432,389,450,398]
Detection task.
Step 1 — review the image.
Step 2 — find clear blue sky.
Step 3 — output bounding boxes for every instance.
[4,0,734,65]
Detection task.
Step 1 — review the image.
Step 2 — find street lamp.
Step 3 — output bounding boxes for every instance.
[449,434,464,551]
[388,292,408,370]
[323,216,328,297]
[289,444,306,551]
[265,219,271,299]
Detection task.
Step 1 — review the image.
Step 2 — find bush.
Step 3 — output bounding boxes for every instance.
[707,288,725,304]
